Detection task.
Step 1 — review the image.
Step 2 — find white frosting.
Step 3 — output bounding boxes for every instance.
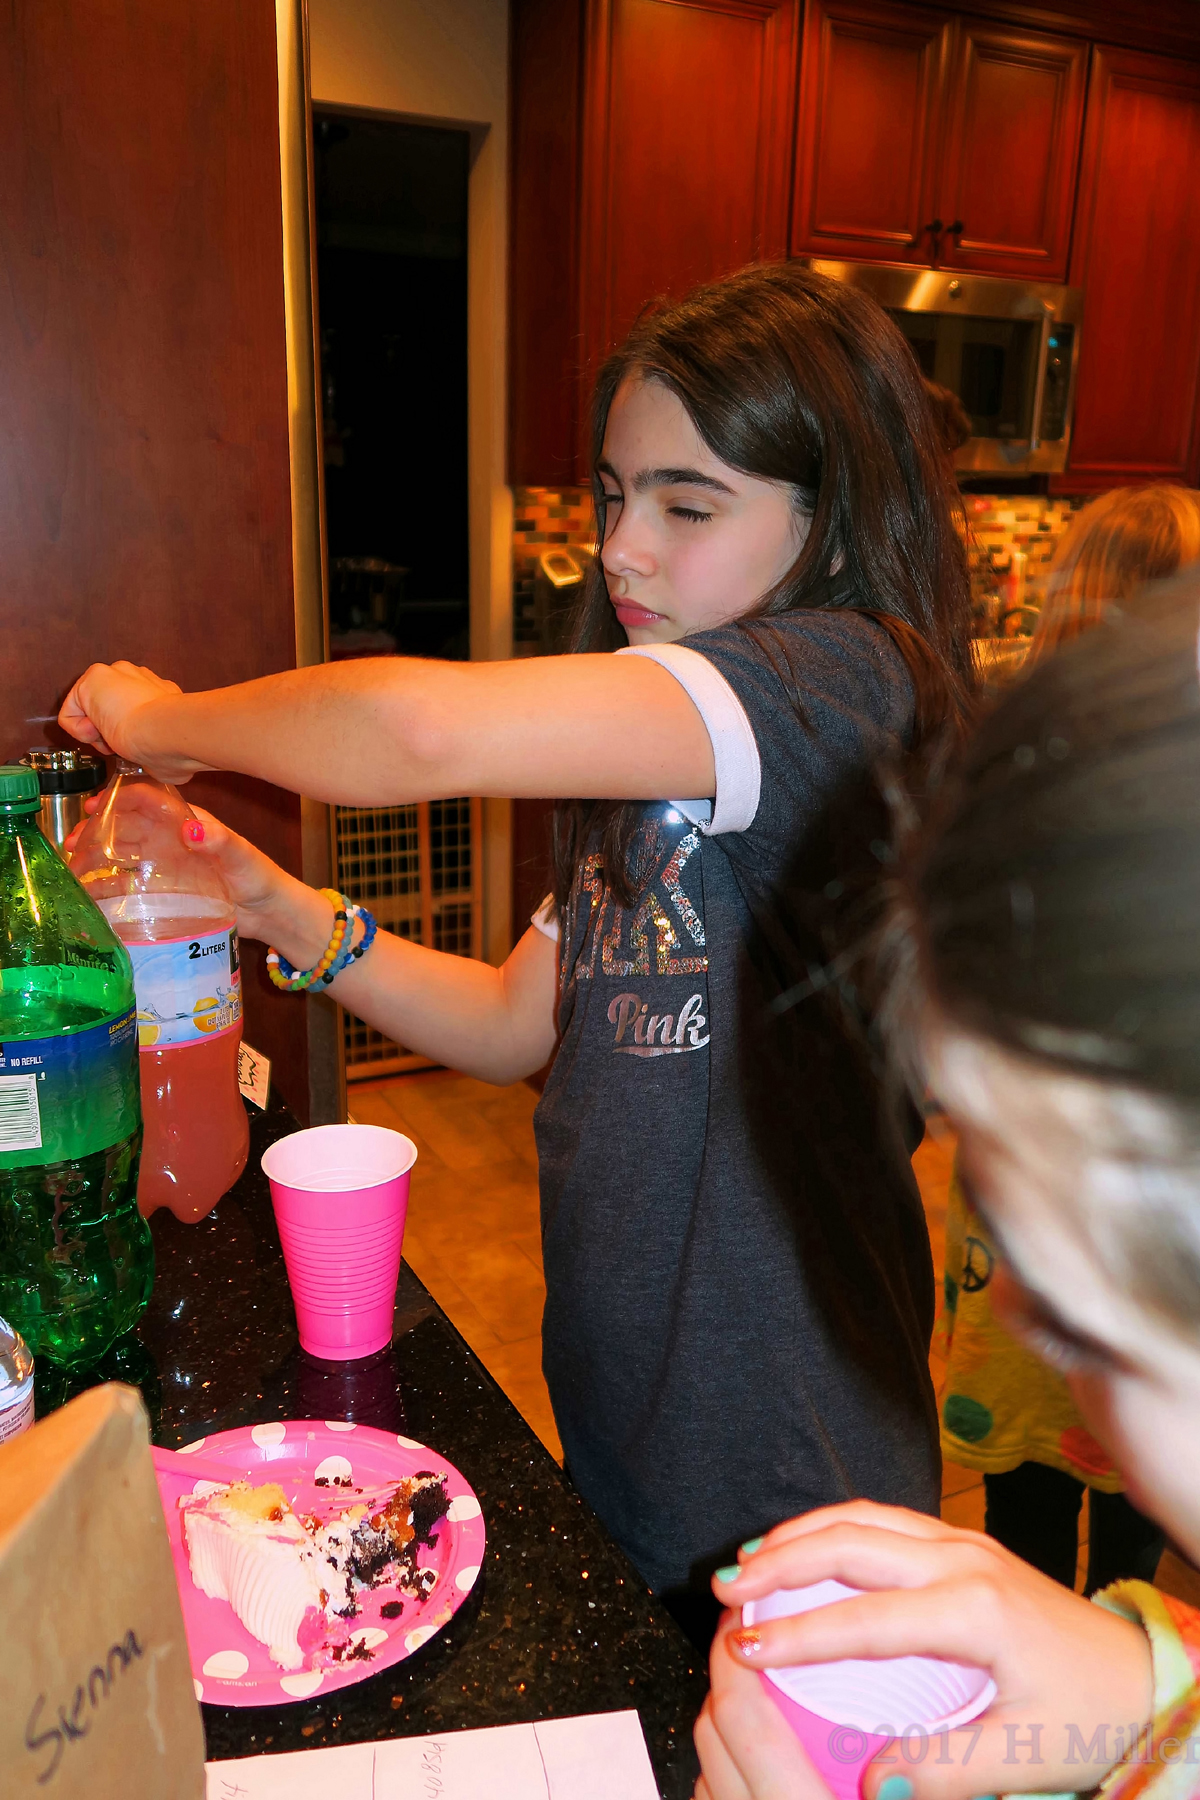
[181,1492,325,1671]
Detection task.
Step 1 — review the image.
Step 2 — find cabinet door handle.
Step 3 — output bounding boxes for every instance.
[910,217,942,249]
[947,219,964,242]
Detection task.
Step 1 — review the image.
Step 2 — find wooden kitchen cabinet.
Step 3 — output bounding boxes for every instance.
[791,0,950,265]
[511,0,1200,489]
[511,0,799,485]
[580,0,798,366]
[1064,47,1200,487]
[937,20,1088,279]
[791,0,1088,280]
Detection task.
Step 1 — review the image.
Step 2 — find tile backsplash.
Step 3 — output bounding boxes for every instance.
[512,485,594,647]
[512,486,1088,644]
[961,493,1085,629]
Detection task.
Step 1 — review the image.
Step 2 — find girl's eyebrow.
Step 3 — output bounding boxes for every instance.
[594,458,735,496]
[633,466,735,495]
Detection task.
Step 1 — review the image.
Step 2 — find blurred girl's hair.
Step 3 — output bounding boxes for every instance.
[1032,484,1200,660]
[894,575,1200,1327]
[552,260,974,907]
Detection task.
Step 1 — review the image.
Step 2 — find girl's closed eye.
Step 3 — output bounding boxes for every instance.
[994,1271,1122,1377]
[667,503,713,524]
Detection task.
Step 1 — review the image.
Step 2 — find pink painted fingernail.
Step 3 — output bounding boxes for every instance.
[184,820,205,843]
[731,1629,762,1658]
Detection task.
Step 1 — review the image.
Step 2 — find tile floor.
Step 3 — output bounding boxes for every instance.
[353,1072,1078,1565]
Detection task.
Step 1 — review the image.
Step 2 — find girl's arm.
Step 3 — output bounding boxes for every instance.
[57,654,717,805]
[181,810,559,1085]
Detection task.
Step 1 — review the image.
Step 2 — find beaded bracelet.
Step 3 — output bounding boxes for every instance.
[267,888,353,992]
[322,902,378,987]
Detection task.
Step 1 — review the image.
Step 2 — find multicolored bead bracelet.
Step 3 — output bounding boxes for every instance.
[267,889,376,992]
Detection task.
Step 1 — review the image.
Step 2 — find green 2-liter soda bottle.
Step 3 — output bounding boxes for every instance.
[0,764,152,1365]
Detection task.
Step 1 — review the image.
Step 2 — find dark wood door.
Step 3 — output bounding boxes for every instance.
[0,0,313,1116]
[1065,47,1200,487]
[936,20,1088,279]
[791,0,950,265]
[579,0,799,395]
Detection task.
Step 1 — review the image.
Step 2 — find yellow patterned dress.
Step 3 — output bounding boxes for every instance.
[940,1174,1122,1490]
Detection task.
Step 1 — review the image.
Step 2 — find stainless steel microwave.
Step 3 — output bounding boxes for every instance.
[810,260,1083,476]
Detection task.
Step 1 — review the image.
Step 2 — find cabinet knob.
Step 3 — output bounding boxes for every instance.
[910,217,942,249]
[947,219,964,240]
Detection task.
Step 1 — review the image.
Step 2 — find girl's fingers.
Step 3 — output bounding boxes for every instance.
[58,678,111,752]
[693,1699,756,1800]
[758,1503,965,1551]
[181,805,225,846]
[701,1612,834,1800]
[722,1578,1011,1673]
[713,1519,999,1609]
[181,806,261,881]
[862,1710,1121,1800]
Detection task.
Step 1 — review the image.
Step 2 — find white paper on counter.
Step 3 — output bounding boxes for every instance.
[204,1708,661,1799]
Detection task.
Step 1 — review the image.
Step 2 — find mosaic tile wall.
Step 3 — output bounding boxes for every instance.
[512,485,595,647]
[512,486,1089,644]
[961,494,1085,632]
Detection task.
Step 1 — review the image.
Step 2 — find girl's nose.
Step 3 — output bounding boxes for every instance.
[601,504,656,582]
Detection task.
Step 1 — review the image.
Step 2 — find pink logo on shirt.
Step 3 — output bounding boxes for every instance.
[607,991,709,1057]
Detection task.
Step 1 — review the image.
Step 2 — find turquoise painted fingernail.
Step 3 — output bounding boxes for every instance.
[714,1564,741,1584]
[740,1536,764,1555]
[877,1780,914,1800]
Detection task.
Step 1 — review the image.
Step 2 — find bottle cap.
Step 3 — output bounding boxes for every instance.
[0,765,42,813]
[21,747,106,796]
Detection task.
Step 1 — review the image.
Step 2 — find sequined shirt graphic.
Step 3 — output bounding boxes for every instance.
[565,822,711,1059]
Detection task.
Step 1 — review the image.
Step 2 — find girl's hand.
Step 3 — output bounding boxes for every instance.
[59,662,208,782]
[66,798,333,965]
[704,1500,1154,1800]
[173,807,330,955]
[695,1607,830,1800]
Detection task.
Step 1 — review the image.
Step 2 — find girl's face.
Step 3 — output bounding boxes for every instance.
[597,375,807,644]
[927,1022,1200,1564]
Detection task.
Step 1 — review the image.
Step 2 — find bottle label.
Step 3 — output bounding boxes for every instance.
[125,927,242,1049]
[0,1379,34,1444]
[0,1008,140,1167]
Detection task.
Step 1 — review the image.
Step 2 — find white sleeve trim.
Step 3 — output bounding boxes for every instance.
[530,894,560,943]
[617,642,761,834]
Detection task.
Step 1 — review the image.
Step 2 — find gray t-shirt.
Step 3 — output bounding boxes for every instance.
[534,609,940,1599]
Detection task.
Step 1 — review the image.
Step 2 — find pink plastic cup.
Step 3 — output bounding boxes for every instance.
[261,1124,418,1361]
[742,1580,997,1800]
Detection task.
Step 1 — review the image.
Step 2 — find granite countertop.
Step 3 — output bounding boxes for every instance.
[35,1100,706,1797]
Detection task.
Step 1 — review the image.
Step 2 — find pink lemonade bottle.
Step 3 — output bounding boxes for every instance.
[70,763,249,1221]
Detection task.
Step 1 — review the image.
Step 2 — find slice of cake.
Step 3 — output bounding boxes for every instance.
[308,1473,451,1616]
[180,1480,325,1670]
[180,1471,452,1670]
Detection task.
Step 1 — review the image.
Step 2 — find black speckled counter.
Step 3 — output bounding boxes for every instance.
[34,1101,707,1797]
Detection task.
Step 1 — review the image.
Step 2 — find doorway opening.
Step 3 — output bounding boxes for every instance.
[314,110,470,659]
[314,112,479,1078]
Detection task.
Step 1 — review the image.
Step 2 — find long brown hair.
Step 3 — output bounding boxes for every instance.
[1032,484,1200,660]
[552,261,974,907]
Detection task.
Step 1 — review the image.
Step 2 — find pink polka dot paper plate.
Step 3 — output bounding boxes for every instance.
[155,1419,486,1707]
